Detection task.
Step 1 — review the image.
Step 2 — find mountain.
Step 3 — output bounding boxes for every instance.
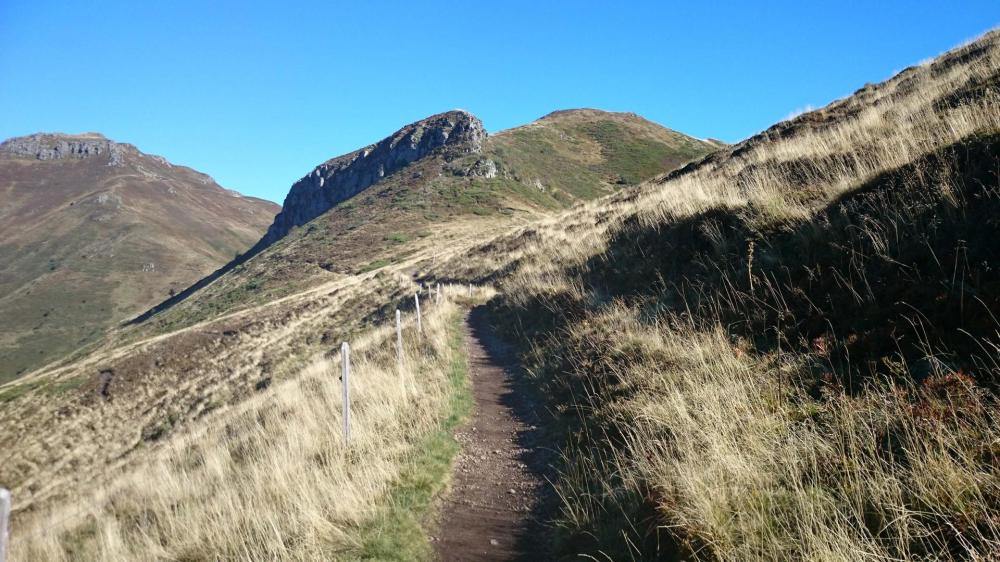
[132,109,718,331]
[4,28,1000,560]
[487,108,716,194]
[0,132,279,381]
[0,108,715,517]
[259,110,487,248]
[427,31,1000,559]
[260,108,714,251]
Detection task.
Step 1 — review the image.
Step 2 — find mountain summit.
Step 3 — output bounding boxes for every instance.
[262,110,485,246]
[131,108,716,327]
[2,132,137,167]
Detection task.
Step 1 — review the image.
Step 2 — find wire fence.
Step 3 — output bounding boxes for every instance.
[1,281,476,559]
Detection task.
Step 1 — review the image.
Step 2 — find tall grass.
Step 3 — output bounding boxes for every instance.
[541,308,1000,560]
[451,28,1000,561]
[11,291,473,561]
[424,30,1000,289]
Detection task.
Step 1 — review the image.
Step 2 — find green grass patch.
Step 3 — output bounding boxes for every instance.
[44,374,88,396]
[355,312,473,560]
[0,379,43,403]
[384,232,411,244]
[578,120,705,184]
[359,258,392,273]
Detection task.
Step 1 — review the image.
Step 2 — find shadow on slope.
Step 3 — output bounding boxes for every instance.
[484,133,1000,560]
[126,240,263,326]
[586,133,1000,393]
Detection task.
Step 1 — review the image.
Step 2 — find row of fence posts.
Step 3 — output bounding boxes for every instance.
[340,282,471,443]
[0,282,475,557]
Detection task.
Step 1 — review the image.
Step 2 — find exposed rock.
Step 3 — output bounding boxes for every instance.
[259,110,486,247]
[468,158,498,178]
[0,133,133,167]
[447,157,499,178]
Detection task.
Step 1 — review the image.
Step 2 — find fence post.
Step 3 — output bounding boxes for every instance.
[414,293,422,334]
[435,283,441,305]
[0,487,9,562]
[395,309,403,370]
[341,342,351,443]
[468,283,472,298]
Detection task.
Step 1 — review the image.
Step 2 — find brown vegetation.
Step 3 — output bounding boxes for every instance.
[4,26,1000,562]
[423,29,1000,561]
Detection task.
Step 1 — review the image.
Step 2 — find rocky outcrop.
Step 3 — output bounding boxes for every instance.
[259,110,486,246]
[449,157,500,179]
[0,133,132,167]
[468,158,498,178]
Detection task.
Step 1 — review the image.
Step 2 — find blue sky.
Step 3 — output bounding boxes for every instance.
[1,1,997,203]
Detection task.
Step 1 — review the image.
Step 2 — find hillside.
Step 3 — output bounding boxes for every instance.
[130,109,717,333]
[0,108,713,530]
[5,28,1000,561]
[488,108,715,196]
[0,133,279,382]
[421,29,1000,560]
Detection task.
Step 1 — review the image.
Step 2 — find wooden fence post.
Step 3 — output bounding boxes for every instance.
[341,342,351,443]
[395,309,403,370]
[0,487,10,562]
[435,283,441,305]
[468,283,472,298]
[414,293,422,334]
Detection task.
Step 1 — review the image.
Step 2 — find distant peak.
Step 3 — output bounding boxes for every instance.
[540,108,637,120]
[0,132,132,166]
[6,131,109,142]
[390,110,486,150]
[403,109,480,126]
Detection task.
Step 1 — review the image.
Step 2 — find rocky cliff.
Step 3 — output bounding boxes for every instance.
[0,132,135,166]
[260,109,485,246]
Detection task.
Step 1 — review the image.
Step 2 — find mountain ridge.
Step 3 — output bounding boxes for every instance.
[0,132,280,381]
[260,109,484,248]
[128,107,718,329]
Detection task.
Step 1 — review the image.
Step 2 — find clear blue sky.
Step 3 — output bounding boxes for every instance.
[2,1,997,203]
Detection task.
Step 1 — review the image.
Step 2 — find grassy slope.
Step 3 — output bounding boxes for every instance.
[0,107,716,558]
[426,30,1000,561]
[132,110,717,337]
[0,149,278,382]
[10,290,477,561]
[488,109,714,198]
[356,311,473,560]
[11,30,1000,560]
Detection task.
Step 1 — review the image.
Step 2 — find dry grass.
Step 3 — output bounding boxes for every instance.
[1,270,410,513]
[422,30,1000,287]
[546,308,1000,560]
[423,28,1000,561]
[9,286,479,561]
[5,24,1000,562]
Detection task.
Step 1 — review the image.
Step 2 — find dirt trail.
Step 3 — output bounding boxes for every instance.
[433,307,553,561]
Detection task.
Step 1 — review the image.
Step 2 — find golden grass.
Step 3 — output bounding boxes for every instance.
[551,308,1000,560]
[415,27,1000,561]
[5,24,1000,562]
[10,288,477,561]
[421,30,1000,288]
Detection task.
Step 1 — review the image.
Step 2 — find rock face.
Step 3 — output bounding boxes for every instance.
[0,133,132,167]
[260,110,485,246]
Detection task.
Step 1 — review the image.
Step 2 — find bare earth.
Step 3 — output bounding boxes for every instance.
[433,307,553,561]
